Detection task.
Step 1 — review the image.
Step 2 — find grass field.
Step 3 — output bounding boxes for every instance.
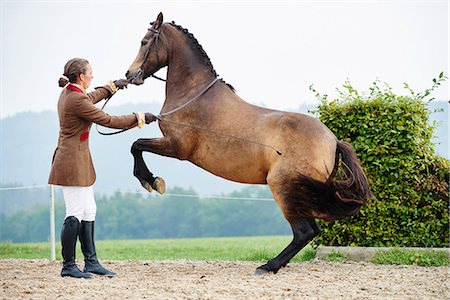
[0,236,315,262]
[1,236,448,266]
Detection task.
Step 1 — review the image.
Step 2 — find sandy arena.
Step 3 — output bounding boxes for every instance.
[1,259,448,299]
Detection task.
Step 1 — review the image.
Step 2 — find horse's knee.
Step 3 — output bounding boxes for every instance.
[131,140,141,155]
[292,219,319,245]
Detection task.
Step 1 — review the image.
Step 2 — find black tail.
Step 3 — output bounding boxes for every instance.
[285,141,372,221]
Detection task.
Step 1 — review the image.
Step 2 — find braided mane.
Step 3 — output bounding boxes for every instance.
[169,21,235,92]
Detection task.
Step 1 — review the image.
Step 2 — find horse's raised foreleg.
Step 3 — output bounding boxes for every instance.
[255,217,320,275]
[131,137,178,194]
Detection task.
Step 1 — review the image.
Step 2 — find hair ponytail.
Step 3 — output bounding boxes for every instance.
[58,75,69,87]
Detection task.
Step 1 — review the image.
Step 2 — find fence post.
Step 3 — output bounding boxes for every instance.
[50,185,56,260]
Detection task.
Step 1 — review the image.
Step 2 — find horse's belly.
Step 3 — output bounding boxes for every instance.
[189,156,268,184]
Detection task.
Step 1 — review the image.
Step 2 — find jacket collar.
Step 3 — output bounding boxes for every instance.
[66,83,86,94]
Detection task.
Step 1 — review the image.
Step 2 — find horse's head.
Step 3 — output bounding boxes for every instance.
[126,12,168,85]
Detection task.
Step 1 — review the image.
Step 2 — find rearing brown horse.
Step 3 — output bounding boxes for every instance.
[126,13,371,274]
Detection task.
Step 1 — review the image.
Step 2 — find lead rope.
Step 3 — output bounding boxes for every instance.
[95,94,138,136]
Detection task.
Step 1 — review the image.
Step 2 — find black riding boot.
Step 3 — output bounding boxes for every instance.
[79,221,116,277]
[60,216,92,279]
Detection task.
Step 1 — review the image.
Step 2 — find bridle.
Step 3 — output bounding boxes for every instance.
[95,22,281,155]
[130,25,220,118]
[96,25,219,136]
[96,26,165,136]
[130,27,166,83]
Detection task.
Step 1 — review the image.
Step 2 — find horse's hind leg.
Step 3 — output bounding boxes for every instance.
[131,137,177,194]
[255,217,319,275]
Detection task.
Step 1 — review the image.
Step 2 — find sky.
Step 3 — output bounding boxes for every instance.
[1,0,449,118]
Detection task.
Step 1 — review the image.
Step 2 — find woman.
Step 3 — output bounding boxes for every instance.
[48,58,156,279]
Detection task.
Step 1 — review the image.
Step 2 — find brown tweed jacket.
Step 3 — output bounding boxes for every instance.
[48,84,137,186]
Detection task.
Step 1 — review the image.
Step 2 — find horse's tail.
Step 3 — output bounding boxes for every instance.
[285,141,372,221]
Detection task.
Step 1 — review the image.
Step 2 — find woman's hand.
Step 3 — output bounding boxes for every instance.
[113,79,129,90]
[134,112,158,128]
[145,113,158,124]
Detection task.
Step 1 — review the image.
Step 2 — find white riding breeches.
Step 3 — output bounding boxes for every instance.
[62,185,97,222]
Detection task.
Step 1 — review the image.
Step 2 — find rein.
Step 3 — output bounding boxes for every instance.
[95,95,136,136]
[158,77,220,117]
[95,77,218,136]
[97,27,164,136]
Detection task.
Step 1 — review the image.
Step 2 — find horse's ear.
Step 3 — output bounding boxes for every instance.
[153,12,163,29]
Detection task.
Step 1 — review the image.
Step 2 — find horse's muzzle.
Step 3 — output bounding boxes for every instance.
[126,69,145,85]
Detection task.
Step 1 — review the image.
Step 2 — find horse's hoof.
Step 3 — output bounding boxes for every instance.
[141,181,153,193]
[254,267,270,276]
[152,177,166,195]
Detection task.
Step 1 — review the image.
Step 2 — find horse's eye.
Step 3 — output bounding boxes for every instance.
[141,40,148,47]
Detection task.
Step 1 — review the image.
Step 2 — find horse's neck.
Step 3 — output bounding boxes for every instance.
[163,46,217,113]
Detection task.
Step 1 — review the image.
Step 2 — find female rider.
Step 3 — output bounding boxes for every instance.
[49,57,156,278]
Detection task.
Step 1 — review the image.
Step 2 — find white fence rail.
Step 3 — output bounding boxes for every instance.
[0,185,55,260]
[0,184,274,261]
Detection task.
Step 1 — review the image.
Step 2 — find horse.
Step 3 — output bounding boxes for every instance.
[125,12,372,274]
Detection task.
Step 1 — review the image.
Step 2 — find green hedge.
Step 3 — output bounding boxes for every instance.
[311,74,449,247]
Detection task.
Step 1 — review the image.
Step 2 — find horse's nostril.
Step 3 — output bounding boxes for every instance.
[125,71,130,78]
